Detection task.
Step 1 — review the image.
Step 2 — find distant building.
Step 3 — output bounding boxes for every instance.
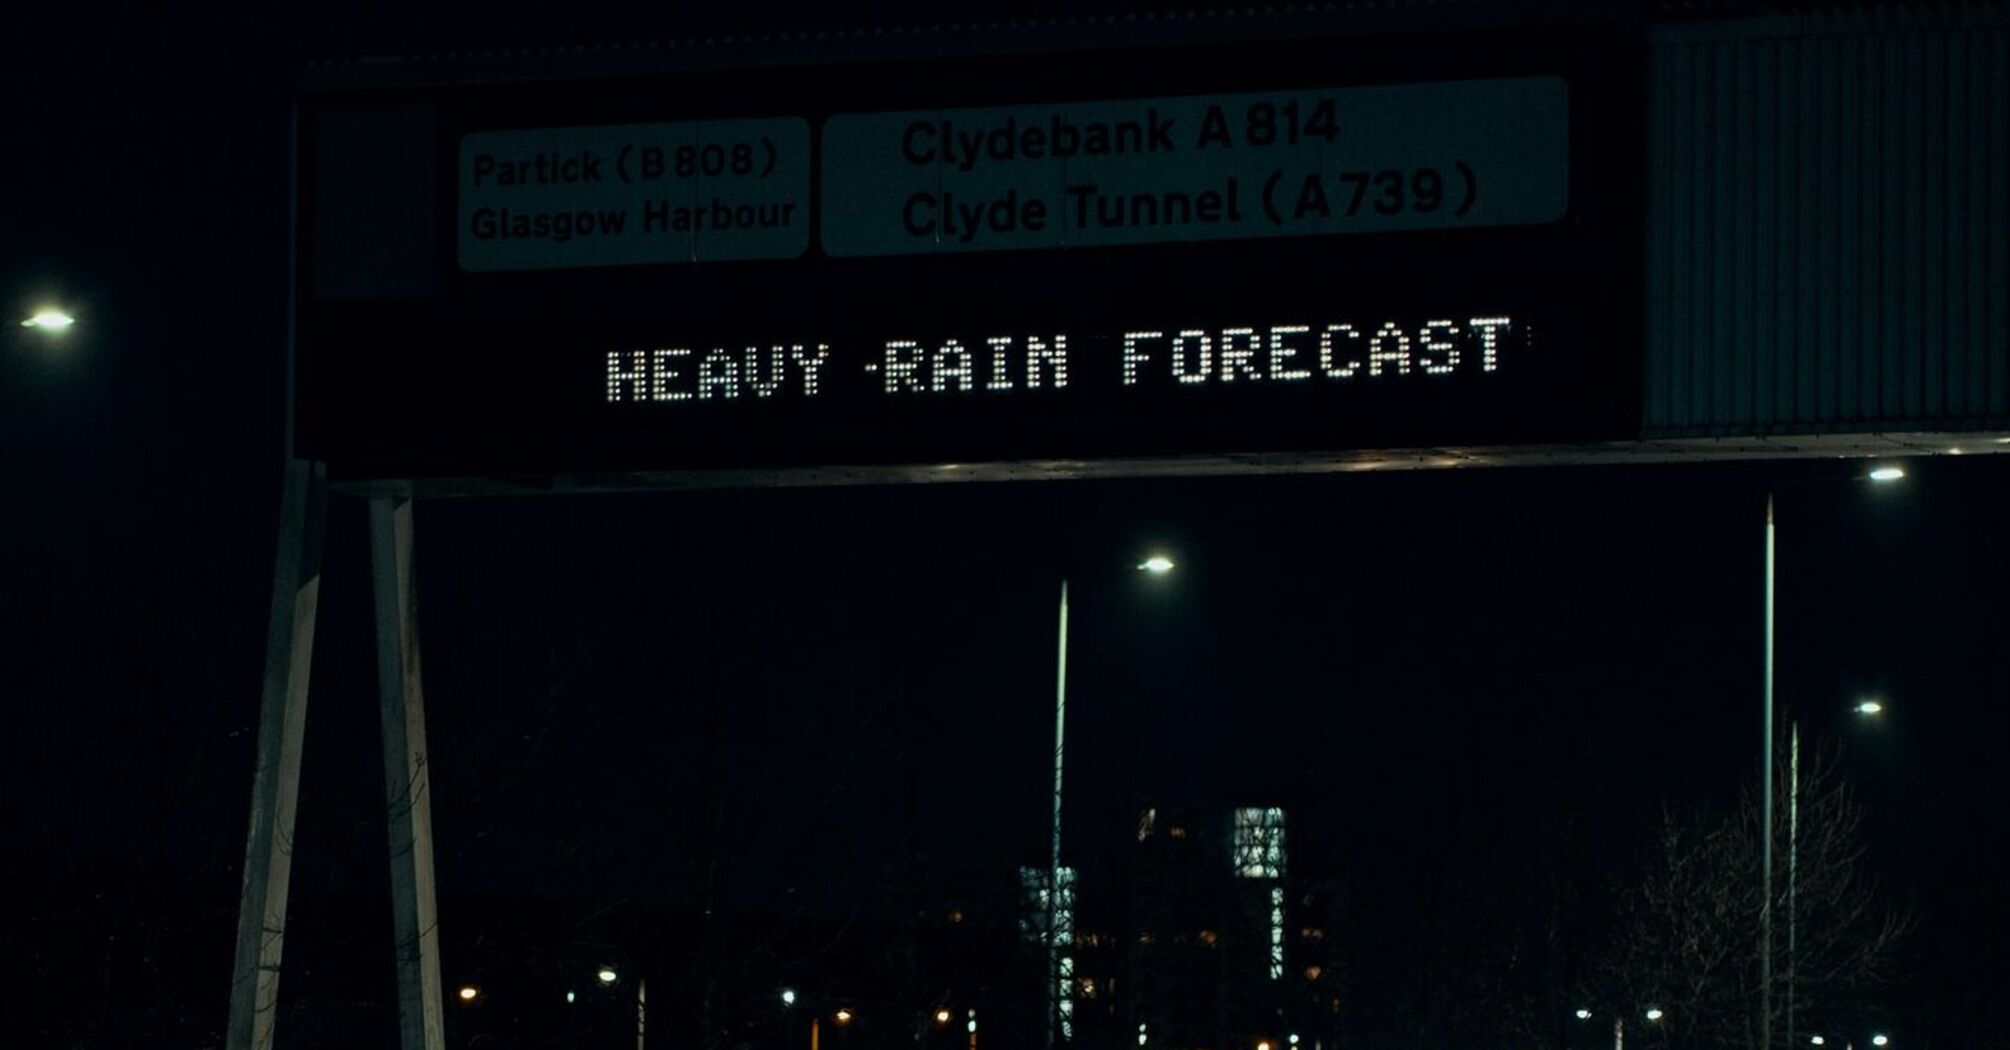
[1005,804,1319,1050]
[1019,865,1079,1041]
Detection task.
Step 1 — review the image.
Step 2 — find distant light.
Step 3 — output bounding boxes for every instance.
[1948,447,1964,455]
[935,1008,953,1025]
[1872,1036,1889,1047]
[1645,1007,1665,1022]
[1257,1041,1274,1050]
[834,1007,854,1025]
[1856,699,1885,716]
[1868,465,1906,482]
[457,985,478,1002]
[1138,555,1176,574]
[1811,1038,1825,1046]
[566,991,576,1004]
[780,989,797,1007]
[1137,1021,1147,1045]
[1288,1036,1300,1047]
[969,1009,979,1034]
[20,308,75,332]
[1575,1009,1593,1021]
[596,968,618,986]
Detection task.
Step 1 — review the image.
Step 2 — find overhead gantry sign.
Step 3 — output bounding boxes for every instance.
[295,25,1641,487]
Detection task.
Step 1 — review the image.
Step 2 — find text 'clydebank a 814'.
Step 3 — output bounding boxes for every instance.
[820,78,1568,257]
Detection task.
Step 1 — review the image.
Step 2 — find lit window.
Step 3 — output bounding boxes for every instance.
[1232,807,1287,879]
[1018,867,1076,945]
[1269,886,1286,980]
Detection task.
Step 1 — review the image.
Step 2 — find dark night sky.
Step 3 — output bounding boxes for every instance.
[4,1,2008,1046]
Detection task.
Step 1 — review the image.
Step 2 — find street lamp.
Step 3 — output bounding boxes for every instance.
[1762,466,1905,1050]
[1047,553,1177,1048]
[1577,1005,1655,1050]
[1871,1035,1889,1047]
[781,988,798,1007]
[19,307,75,333]
[457,985,479,1003]
[596,967,619,986]
[1782,697,1892,1050]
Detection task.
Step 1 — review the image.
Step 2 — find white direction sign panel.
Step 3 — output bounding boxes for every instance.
[458,118,811,271]
[821,77,1567,257]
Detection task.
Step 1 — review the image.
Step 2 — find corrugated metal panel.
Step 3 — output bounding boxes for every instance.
[1646,12,2010,436]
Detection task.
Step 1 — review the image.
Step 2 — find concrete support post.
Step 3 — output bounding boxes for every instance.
[224,458,328,1050]
[371,495,446,1050]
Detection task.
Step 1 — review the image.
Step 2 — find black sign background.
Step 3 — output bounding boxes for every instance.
[296,25,1644,482]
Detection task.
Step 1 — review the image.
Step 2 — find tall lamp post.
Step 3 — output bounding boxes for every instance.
[1047,554,1176,1050]
[1048,576,1069,1050]
[1762,465,1903,1050]
[1762,493,1777,1050]
[1783,698,1887,1050]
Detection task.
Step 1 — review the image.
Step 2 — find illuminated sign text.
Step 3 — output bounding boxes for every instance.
[605,316,1524,405]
